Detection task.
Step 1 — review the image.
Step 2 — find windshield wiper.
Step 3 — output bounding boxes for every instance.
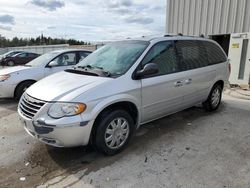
[24,64,32,67]
[76,65,111,77]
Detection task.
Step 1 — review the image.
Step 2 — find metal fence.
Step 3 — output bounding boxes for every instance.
[0,44,100,55]
[0,48,8,55]
[0,44,69,55]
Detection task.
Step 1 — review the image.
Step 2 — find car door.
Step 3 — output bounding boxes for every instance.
[26,53,37,63]
[15,53,28,65]
[174,40,216,108]
[140,40,188,123]
[44,52,77,76]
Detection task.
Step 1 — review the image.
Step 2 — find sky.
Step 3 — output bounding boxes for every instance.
[0,0,166,42]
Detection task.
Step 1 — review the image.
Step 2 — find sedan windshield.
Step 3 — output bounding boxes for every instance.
[3,51,21,57]
[26,51,60,67]
[76,40,149,76]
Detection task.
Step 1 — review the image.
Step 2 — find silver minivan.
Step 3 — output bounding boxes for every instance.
[18,36,230,155]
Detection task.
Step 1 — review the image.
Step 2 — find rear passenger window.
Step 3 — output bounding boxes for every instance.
[175,40,208,71]
[202,41,227,65]
[141,41,178,75]
[28,53,36,57]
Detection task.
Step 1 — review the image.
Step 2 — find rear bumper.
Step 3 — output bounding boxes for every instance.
[0,82,16,98]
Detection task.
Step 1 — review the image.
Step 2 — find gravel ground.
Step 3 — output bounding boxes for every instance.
[0,94,250,188]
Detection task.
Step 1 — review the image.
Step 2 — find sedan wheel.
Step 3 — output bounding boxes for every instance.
[7,61,15,66]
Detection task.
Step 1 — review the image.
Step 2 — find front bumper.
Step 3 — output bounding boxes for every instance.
[0,82,16,98]
[18,108,95,147]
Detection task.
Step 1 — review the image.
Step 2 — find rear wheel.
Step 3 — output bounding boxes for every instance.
[94,109,135,155]
[15,81,35,100]
[203,84,222,111]
[7,61,15,66]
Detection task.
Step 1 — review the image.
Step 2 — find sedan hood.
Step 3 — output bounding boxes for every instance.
[26,71,112,101]
[0,66,31,75]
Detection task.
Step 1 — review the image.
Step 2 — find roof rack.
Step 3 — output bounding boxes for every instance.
[163,34,207,38]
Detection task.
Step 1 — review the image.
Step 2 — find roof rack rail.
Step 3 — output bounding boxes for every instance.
[164,34,172,37]
[199,34,205,38]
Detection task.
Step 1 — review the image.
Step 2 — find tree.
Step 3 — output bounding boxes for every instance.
[0,35,90,47]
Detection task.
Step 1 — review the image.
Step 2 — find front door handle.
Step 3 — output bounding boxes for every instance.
[174,81,183,87]
[184,78,192,84]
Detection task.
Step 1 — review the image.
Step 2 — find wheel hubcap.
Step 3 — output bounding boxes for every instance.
[8,61,14,66]
[211,88,221,107]
[105,117,129,149]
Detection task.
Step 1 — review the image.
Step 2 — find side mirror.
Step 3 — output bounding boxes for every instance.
[48,61,58,67]
[135,63,159,79]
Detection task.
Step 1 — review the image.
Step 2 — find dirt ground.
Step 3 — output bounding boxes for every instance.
[0,94,250,188]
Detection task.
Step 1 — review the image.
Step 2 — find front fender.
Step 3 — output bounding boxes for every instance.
[89,94,141,127]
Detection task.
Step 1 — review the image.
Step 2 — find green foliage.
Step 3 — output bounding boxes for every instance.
[0,35,89,47]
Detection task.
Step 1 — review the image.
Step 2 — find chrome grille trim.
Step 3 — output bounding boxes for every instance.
[19,94,46,119]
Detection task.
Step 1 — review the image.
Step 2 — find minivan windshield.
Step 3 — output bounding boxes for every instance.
[25,51,60,67]
[76,40,149,76]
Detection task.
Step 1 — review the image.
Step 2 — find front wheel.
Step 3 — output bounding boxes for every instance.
[7,61,15,66]
[203,84,222,111]
[94,109,135,155]
[15,81,35,100]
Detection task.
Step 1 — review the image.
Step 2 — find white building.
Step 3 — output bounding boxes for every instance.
[166,0,250,86]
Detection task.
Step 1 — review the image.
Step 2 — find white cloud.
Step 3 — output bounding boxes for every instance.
[0,0,166,41]
[0,14,15,25]
[0,25,12,31]
[30,0,65,11]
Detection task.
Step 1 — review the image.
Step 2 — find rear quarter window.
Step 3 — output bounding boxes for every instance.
[175,40,208,71]
[202,41,227,65]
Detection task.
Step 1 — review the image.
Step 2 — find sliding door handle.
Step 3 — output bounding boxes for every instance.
[184,78,192,84]
[174,81,183,87]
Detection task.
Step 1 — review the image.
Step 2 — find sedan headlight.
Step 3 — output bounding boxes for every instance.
[48,102,86,119]
[0,74,10,82]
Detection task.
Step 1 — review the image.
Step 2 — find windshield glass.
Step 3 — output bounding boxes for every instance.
[76,40,149,76]
[26,51,60,67]
[3,51,20,57]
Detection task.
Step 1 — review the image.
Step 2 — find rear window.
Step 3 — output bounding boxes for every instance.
[175,40,208,71]
[202,41,227,65]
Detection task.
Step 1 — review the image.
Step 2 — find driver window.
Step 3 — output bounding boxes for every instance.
[17,53,28,58]
[52,52,76,66]
[141,41,178,75]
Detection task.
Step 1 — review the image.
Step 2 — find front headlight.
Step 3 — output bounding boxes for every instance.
[48,102,87,119]
[0,74,10,82]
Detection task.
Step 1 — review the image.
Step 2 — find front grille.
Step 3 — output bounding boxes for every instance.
[19,93,46,119]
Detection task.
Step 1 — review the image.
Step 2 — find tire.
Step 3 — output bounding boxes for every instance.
[7,61,15,66]
[15,81,35,100]
[202,84,222,111]
[94,109,135,155]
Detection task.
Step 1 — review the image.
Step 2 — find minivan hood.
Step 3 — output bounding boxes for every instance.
[26,71,112,101]
[0,66,31,75]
